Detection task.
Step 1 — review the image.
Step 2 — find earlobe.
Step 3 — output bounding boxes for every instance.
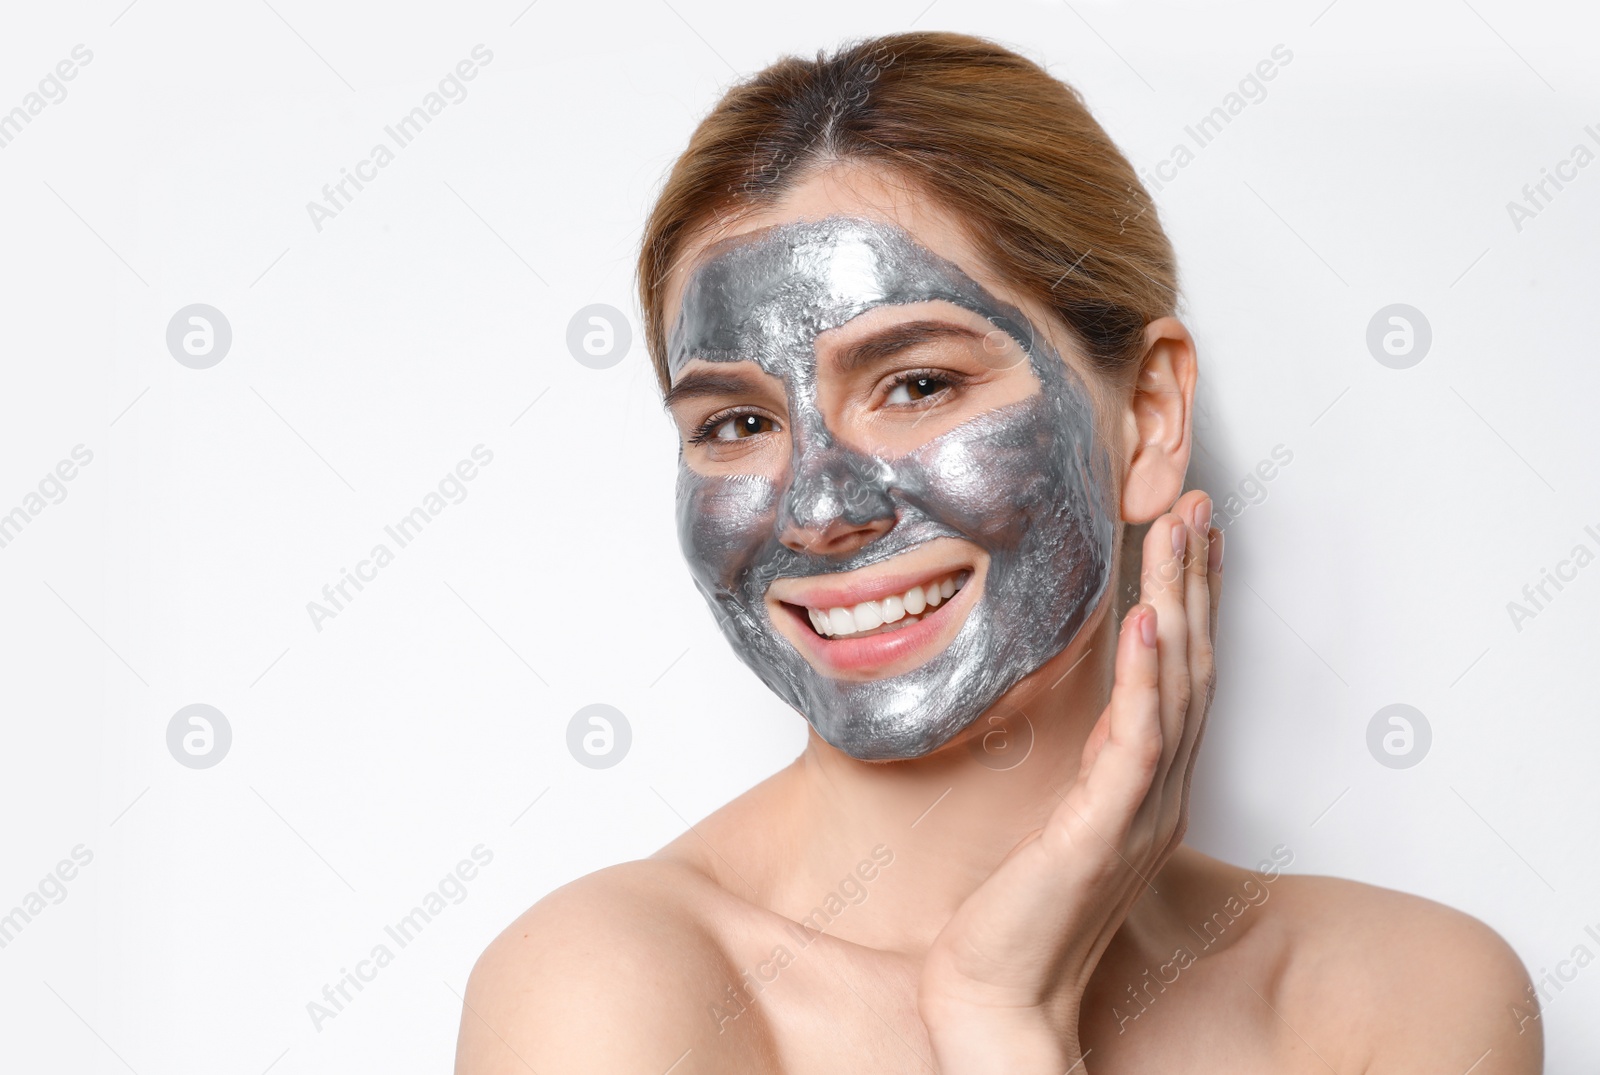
[1118,316,1197,524]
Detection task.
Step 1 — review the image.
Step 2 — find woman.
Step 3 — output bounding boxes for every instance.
[457,32,1539,1073]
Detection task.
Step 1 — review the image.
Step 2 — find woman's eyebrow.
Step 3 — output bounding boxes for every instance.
[830,319,987,374]
[665,320,987,408]
[663,368,768,410]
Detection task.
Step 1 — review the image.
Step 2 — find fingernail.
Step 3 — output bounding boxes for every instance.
[1138,606,1157,647]
[1171,520,1187,557]
[1208,528,1224,573]
[1195,497,1212,533]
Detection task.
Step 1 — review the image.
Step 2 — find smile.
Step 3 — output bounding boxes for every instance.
[800,570,971,639]
[766,550,985,681]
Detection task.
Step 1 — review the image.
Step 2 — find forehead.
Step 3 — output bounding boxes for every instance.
[662,166,987,315]
[661,168,1064,377]
[668,215,1034,377]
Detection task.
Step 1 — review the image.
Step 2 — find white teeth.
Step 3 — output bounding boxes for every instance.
[881,595,905,623]
[852,601,883,631]
[803,571,970,638]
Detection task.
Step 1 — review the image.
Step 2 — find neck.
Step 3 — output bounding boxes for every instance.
[765,601,1159,959]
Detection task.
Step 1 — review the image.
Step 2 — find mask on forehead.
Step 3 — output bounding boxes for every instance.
[669,214,1113,760]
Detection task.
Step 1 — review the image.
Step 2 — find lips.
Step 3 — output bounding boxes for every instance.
[770,559,982,679]
[799,569,970,639]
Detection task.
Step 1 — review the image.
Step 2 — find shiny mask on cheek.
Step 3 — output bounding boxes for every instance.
[669,215,1113,761]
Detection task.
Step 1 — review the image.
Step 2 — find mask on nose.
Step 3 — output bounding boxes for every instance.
[670,215,1113,760]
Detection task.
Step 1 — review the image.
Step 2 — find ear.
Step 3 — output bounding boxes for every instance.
[1118,316,1197,524]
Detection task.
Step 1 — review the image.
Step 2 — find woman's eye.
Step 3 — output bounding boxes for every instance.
[709,413,776,441]
[885,375,951,405]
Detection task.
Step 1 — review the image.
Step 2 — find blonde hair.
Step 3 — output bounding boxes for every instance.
[635,30,1179,395]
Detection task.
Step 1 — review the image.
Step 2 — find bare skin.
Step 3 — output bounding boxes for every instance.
[455,164,1542,1074]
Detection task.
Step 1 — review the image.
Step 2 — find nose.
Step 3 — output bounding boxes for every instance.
[776,435,896,557]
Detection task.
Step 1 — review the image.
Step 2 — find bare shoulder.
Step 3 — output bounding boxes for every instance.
[454,858,774,1075]
[1264,872,1542,1074]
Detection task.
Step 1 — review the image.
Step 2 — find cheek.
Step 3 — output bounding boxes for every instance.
[901,407,1065,541]
[676,466,779,592]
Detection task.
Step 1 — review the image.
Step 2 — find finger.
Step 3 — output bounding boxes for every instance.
[1182,494,1212,672]
[1051,605,1161,853]
[1179,524,1225,807]
[1076,700,1112,783]
[1206,525,1223,650]
[1140,508,1191,783]
[1166,494,1214,800]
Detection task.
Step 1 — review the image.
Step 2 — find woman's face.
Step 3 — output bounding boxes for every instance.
[662,169,1115,760]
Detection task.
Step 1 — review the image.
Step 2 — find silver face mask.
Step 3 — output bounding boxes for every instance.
[669,214,1113,761]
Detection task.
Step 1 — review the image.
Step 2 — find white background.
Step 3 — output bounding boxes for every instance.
[2,0,1597,1070]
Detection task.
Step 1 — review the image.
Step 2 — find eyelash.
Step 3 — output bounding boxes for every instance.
[882,367,964,407]
[686,367,965,445]
[688,408,774,445]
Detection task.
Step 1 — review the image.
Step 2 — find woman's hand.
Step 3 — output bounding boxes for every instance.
[918,490,1224,1074]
